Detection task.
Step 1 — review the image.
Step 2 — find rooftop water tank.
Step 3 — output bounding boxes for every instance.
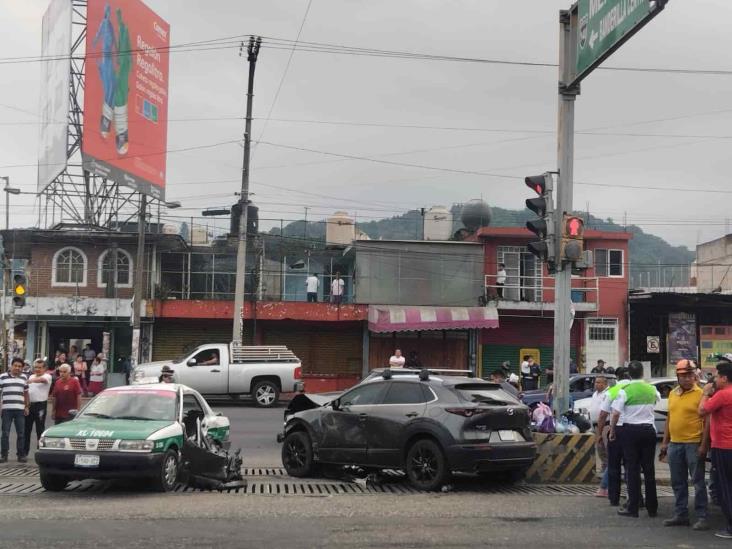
[326,211,355,245]
[423,205,453,241]
[461,199,492,231]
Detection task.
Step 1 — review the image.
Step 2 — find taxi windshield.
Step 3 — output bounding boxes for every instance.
[80,390,177,421]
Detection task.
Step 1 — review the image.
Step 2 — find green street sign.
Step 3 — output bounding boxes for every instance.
[575,0,662,82]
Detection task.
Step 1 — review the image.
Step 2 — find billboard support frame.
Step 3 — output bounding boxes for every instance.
[38,0,168,232]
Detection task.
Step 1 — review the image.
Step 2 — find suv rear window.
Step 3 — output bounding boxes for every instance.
[455,384,518,405]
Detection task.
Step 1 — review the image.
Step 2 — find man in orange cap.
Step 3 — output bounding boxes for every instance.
[660,359,709,530]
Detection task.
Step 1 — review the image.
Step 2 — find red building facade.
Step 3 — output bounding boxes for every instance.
[476,227,631,376]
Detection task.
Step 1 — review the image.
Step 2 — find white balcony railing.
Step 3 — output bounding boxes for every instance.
[484,274,600,310]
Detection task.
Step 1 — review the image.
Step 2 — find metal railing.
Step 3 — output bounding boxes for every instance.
[484,274,600,305]
[158,268,354,303]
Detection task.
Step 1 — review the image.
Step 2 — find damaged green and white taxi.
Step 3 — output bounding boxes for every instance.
[35,384,240,492]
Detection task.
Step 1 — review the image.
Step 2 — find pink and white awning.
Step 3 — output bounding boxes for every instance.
[368,305,499,333]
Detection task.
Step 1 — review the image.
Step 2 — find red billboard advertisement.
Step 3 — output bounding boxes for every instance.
[82,0,170,200]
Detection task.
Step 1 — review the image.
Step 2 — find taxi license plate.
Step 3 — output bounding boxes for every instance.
[498,430,518,441]
[74,454,100,468]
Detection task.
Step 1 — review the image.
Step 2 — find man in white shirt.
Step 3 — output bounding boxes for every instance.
[496,263,507,298]
[23,359,52,458]
[589,376,609,496]
[331,272,345,304]
[389,349,405,368]
[305,273,319,303]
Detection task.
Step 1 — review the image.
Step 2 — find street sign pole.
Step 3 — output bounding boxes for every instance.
[553,9,580,417]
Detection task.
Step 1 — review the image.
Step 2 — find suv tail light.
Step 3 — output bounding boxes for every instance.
[445,407,479,418]
[294,366,302,380]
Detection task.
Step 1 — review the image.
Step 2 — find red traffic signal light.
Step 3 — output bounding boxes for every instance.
[564,216,584,238]
[525,175,547,196]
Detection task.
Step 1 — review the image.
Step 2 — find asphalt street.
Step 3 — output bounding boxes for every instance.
[1,398,722,548]
[0,488,728,548]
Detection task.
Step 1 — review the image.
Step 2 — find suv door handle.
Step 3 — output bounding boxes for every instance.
[359,413,368,422]
[211,369,221,373]
[405,412,418,418]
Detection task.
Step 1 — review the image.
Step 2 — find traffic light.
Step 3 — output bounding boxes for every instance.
[560,214,585,262]
[12,273,27,308]
[525,173,555,266]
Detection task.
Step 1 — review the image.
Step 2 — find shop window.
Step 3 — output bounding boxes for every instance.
[52,247,87,287]
[98,249,133,288]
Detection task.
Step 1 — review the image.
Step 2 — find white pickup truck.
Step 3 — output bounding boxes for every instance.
[131,343,303,407]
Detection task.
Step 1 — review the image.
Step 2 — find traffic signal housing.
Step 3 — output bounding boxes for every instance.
[12,273,27,308]
[560,214,585,262]
[525,173,555,267]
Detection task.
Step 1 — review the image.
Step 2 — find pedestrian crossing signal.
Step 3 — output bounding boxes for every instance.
[12,273,27,307]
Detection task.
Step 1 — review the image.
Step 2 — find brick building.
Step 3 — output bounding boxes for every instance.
[1,227,183,380]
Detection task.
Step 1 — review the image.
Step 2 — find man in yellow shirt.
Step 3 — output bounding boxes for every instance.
[659,359,709,530]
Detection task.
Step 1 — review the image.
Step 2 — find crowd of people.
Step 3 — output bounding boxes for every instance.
[591,357,732,540]
[0,345,108,463]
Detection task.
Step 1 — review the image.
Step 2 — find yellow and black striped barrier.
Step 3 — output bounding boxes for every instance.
[525,432,597,484]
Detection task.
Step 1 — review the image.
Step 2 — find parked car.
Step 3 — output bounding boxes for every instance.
[520,373,617,408]
[572,377,695,436]
[35,384,232,492]
[277,370,536,491]
[132,343,303,407]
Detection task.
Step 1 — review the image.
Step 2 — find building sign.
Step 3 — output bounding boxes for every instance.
[37,0,72,192]
[667,313,697,365]
[700,325,732,369]
[646,336,660,354]
[81,0,170,200]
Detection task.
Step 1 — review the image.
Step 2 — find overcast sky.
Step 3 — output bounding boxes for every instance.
[1,0,731,249]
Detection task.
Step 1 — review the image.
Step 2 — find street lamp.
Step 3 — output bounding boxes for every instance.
[1,177,20,231]
[164,201,181,209]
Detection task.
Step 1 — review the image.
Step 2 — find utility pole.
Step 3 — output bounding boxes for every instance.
[131,194,147,368]
[552,10,579,417]
[232,36,261,345]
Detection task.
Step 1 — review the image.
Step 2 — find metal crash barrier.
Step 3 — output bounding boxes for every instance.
[525,433,596,484]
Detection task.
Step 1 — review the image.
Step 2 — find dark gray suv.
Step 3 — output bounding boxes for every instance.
[278,370,536,491]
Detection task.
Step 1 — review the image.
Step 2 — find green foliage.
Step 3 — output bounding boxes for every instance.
[267,205,695,277]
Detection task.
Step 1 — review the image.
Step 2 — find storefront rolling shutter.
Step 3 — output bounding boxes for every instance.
[262,325,362,376]
[152,320,249,361]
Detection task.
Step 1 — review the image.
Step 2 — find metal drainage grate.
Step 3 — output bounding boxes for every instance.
[0,480,679,497]
[0,467,39,477]
[242,467,287,477]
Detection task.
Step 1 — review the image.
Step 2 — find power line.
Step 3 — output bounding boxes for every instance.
[254,1,313,150]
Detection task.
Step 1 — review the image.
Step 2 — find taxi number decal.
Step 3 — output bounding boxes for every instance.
[75,430,114,437]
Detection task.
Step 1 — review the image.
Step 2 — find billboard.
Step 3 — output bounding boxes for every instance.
[667,312,697,365]
[82,0,170,200]
[37,0,72,192]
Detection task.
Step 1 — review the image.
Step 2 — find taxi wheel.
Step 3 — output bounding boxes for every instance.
[40,472,68,492]
[253,380,280,408]
[151,449,179,492]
